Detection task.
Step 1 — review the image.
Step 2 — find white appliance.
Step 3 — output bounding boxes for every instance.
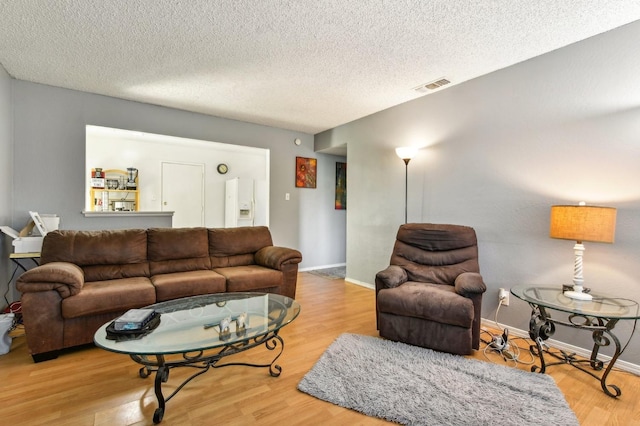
[225,178,255,227]
[0,211,60,253]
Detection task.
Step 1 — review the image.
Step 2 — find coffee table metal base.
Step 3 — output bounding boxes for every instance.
[131,332,284,423]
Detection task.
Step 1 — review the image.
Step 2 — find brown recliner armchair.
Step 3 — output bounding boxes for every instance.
[375,223,486,355]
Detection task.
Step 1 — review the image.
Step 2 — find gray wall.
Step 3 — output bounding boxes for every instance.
[9,81,344,274]
[0,64,12,303]
[299,153,347,268]
[317,21,640,364]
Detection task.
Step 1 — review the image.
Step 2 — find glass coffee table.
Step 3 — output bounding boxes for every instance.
[94,292,300,423]
[511,285,639,397]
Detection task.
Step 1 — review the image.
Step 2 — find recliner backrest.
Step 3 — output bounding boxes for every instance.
[390,223,479,285]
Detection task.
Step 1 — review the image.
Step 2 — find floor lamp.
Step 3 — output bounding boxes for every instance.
[549,203,617,301]
[395,147,418,224]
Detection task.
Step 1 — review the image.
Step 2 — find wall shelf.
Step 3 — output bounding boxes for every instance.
[89,169,139,212]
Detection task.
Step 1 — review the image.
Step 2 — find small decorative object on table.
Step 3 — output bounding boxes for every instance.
[236,312,247,336]
[219,316,232,340]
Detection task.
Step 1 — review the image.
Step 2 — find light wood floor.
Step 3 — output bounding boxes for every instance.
[1,273,638,425]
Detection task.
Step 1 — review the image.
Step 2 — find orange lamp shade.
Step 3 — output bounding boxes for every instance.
[549,205,616,244]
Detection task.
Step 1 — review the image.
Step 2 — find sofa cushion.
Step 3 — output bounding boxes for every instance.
[208,227,273,267]
[83,263,151,282]
[151,270,226,302]
[61,277,156,319]
[148,227,211,275]
[41,229,150,282]
[377,282,474,328]
[213,265,282,292]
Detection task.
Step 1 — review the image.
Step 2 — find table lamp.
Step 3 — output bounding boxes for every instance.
[549,203,617,301]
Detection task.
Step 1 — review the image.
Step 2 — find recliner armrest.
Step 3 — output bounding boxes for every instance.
[375,265,408,290]
[255,246,302,270]
[16,262,85,299]
[454,272,486,297]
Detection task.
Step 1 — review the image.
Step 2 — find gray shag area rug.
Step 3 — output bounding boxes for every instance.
[298,333,579,426]
[306,266,346,280]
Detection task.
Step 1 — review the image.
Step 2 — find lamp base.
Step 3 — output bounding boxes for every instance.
[564,290,593,301]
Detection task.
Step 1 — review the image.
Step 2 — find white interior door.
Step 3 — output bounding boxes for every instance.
[162,162,204,228]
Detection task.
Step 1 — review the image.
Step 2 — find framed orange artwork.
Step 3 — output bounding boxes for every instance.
[296,157,317,188]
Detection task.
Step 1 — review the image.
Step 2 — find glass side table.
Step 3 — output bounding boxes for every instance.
[511,285,639,398]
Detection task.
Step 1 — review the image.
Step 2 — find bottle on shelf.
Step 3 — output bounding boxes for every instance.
[91,167,105,189]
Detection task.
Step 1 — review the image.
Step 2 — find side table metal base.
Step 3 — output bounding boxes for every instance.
[528,304,623,398]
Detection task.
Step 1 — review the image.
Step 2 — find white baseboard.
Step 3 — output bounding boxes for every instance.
[481,318,640,376]
[299,263,346,272]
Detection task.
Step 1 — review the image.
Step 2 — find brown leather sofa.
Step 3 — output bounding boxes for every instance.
[16,226,302,362]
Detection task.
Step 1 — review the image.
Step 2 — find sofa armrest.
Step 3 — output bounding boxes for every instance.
[375,265,408,291]
[16,262,85,299]
[255,246,302,271]
[454,272,486,297]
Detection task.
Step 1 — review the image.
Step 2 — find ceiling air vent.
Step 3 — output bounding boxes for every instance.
[413,78,451,93]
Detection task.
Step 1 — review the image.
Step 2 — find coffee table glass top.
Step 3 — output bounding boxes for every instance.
[94,292,300,355]
[511,285,640,319]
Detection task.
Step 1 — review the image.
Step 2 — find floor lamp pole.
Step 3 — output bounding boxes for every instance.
[403,158,410,224]
[396,146,418,225]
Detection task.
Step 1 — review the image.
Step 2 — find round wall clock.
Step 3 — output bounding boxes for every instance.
[217,163,229,174]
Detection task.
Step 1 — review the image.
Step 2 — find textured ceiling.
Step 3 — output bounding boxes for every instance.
[1,1,640,135]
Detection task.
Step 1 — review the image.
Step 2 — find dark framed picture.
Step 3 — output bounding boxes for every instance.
[296,157,317,188]
[335,162,346,209]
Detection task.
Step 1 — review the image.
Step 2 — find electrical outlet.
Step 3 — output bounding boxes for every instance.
[498,288,510,306]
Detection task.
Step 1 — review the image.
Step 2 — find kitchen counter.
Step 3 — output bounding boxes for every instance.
[82,211,174,218]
